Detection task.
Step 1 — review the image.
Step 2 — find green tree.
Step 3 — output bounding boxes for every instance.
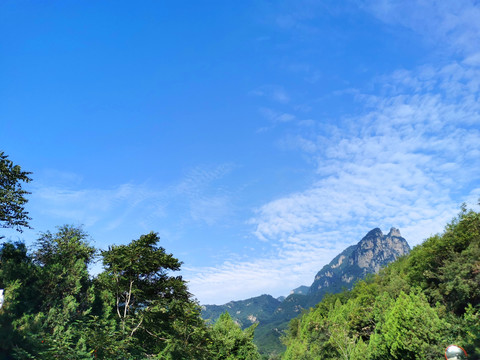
[209,312,261,360]
[406,206,480,314]
[100,232,206,358]
[0,241,40,312]
[282,294,343,360]
[34,225,96,309]
[31,225,97,359]
[462,304,480,358]
[156,300,213,360]
[327,298,365,360]
[81,287,132,359]
[0,242,43,359]
[368,290,448,360]
[0,151,32,237]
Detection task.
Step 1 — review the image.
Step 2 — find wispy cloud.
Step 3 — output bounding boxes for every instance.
[360,0,480,56]
[259,107,296,123]
[189,48,480,305]
[253,60,480,243]
[250,85,291,103]
[185,230,346,304]
[32,183,149,228]
[27,164,237,239]
[183,2,480,304]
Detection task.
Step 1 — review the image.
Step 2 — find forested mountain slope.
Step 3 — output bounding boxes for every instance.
[282,205,480,359]
[203,227,410,357]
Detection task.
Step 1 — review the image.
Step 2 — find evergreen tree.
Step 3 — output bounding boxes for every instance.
[368,290,448,360]
[100,232,210,358]
[0,242,42,358]
[209,312,261,360]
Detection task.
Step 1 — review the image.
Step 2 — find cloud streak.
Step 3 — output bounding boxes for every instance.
[187,4,480,303]
[360,0,480,56]
[24,164,237,243]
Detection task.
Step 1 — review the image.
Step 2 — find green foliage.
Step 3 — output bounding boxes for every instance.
[282,205,480,359]
[0,153,261,359]
[35,226,96,310]
[282,293,374,360]
[406,206,480,313]
[462,304,480,357]
[203,294,290,357]
[99,232,193,356]
[368,290,447,359]
[0,228,261,359]
[209,312,261,360]
[0,151,32,237]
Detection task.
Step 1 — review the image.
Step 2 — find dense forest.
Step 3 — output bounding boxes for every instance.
[2,149,479,359]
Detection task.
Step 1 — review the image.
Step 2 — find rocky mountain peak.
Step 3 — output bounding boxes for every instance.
[309,227,410,296]
[354,227,410,272]
[388,227,402,237]
[364,228,383,238]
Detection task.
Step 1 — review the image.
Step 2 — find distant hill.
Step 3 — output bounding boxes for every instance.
[290,285,309,295]
[202,227,410,357]
[202,294,281,328]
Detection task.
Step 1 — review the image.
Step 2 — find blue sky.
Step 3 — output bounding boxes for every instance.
[1,0,479,304]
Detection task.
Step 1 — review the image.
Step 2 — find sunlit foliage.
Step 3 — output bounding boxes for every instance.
[282,205,480,359]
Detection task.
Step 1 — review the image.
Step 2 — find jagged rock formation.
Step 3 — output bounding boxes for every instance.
[202,227,411,356]
[355,227,409,272]
[308,227,410,302]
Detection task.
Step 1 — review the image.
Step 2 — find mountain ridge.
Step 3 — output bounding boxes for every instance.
[202,227,411,356]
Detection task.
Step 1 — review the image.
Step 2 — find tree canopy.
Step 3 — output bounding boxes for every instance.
[0,151,32,237]
[0,228,261,359]
[209,312,261,360]
[0,152,261,359]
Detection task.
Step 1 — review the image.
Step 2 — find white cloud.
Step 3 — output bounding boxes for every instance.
[32,183,149,228]
[189,58,480,304]
[189,195,232,226]
[28,164,236,238]
[463,52,480,66]
[360,0,480,56]
[185,230,348,304]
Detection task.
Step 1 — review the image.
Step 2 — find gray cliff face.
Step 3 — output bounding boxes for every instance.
[354,227,410,273]
[309,227,410,295]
